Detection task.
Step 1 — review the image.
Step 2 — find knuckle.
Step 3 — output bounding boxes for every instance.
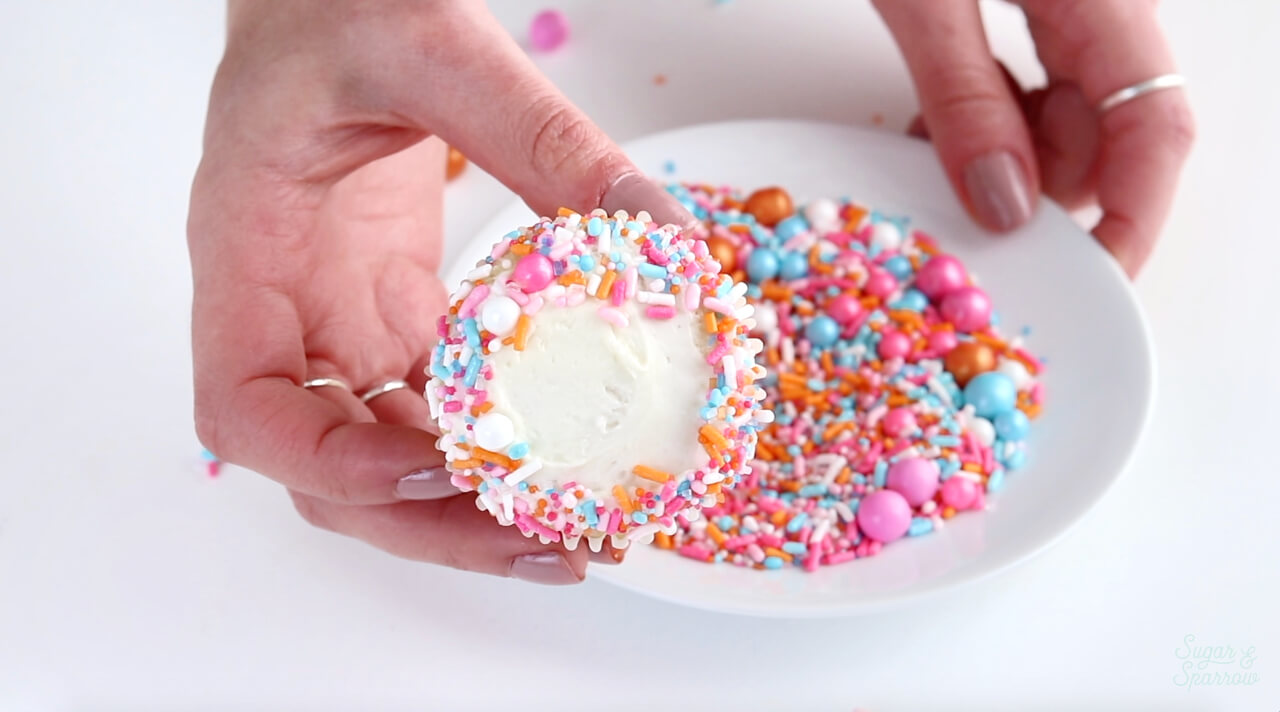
[1155,99,1196,159]
[921,63,1015,123]
[525,99,602,180]
[290,491,334,532]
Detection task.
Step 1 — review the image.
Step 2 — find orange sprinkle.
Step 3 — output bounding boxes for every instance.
[706,523,727,545]
[700,424,730,449]
[472,401,494,415]
[451,458,483,469]
[942,506,956,519]
[963,463,985,473]
[704,311,719,333]
[835,467,852,485]
[557,270,586,286]
[613,485,634,515]
[764,547,793,563]
[514,314,530,351]
[821,351,835,375]
[654,531,674,549]
[473,447,516,470]
[762,284,793,301]
[596,270,616,299]
[844,206,868,230]
[501,336,515,346]
[780,481,802,493]
[770,510,789,526]
[632,465,673,484]
[509,242,533,256]
[556,207,575,217]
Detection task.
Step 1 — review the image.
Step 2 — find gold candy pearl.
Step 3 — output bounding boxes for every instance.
[744,186,794,227]
[705,235,738,273]
[944,341,996,387]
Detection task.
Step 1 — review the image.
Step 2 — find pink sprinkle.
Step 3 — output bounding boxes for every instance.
[610,279,625,306]
[443,401,463,413]
[206,461,221,478]
[597,305,629,328]
[679,544,712,561]
[684,283,701,311]
[703,297,734,316]
[623,267,638,298]
[758,533,783,548]
[457,283,489,319]
[436,315,448,338]
[490,241,510,261]
[826,551,857,565]
[528,10,568,52]
[522,295,544,315]
[507,289,530,306]
[645,305,676,319]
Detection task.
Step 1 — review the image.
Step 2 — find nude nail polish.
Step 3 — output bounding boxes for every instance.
[509,552,583,585]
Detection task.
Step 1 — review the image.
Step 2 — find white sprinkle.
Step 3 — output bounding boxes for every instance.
[647,278,667,292]
[927,377,954,407]
[465,264,493,281]
[721,353,737,387]
[627,523,660,541]
[586,272,602,296]
[504,460,543,486]
[920,500,937,515]
[502,493,514,522]
[636,291,676,306]
[703,471,726,485]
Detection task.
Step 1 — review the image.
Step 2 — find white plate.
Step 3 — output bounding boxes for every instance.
[444,120,1154,617]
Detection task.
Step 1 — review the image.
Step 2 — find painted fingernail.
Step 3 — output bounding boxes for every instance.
[601,173,698,231]
[589,547,626,566]
[963,151,1034,232]
[510,552,583,585]
[395,468,456,500]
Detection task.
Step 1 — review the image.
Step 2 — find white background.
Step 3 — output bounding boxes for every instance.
[0,1,1276,710]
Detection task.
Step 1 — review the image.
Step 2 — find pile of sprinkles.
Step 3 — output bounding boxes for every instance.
[427,209,770,552]
[654,183,1045,571]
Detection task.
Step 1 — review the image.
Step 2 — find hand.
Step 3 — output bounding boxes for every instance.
[874,0,1195,276]
[189,1,683,583]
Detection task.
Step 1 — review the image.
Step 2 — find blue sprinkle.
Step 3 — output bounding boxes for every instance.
[582,500,598,527]
[807,378,825,392]
[462,318,481,348]
[586,216,603,237]
[786,512,809,533]
[890,289,929,312]
[873,460,889,488]
[200,448,218,462]
[578,255,595,272]
[782,542,808,556]
[798,484,827,498]
[463,357,481,387]
[662,159,677,174]
[631,511,649,524]
[763,556,784,570]
[626,220,644,233]
[908,517,934,536]
[478,481,488,493]
[718,516,735,531]
[637,263,667,279]
[508,442,529,459]
[929,434,962,448]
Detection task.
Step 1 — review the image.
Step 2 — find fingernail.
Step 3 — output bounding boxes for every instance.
[589,547,626,566]
[510,552,583,585]
[962,151,1033,232]
[395,468,456,500]
[602,173,699,231]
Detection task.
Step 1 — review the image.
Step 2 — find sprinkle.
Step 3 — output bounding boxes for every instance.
[633,465,673,484]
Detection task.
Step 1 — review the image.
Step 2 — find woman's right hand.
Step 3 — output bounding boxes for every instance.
[190,0,690,584]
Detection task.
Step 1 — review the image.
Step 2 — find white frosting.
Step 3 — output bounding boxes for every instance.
[486,298,711,494]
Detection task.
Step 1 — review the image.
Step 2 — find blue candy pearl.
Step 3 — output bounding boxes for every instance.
[994,409,1030,441]
[779,251,809,280]
[774,215,810,240]
[964,372,1017,418]
[891,289,928,312]
[805,315,840,348]
[884,255,913,279]
[746,249,780,282]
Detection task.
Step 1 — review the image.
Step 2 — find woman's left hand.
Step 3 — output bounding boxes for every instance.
[874,0,1195,276]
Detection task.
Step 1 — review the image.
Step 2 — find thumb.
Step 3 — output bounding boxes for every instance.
[414,6,694,228]
[874,0,1039,232]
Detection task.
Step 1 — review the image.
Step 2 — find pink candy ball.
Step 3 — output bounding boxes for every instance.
[864,269,897,298]
[826,294,862,325]
[927,329,958,354]
[877,330,911,360]
[886,457,941,507]
[881,407,917,438]
[856,490,912,543]
[941,476,979,510]
[529,9,569,52]
[512,253,554,292]
[940,286,993,332]
[915,254,967,299]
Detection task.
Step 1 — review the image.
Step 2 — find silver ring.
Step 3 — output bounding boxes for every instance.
[1097,73,1186,113]
[302,377,350,391]
[359,379,410,403]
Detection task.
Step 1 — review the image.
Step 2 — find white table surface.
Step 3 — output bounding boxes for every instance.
[1,1,1276,710]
